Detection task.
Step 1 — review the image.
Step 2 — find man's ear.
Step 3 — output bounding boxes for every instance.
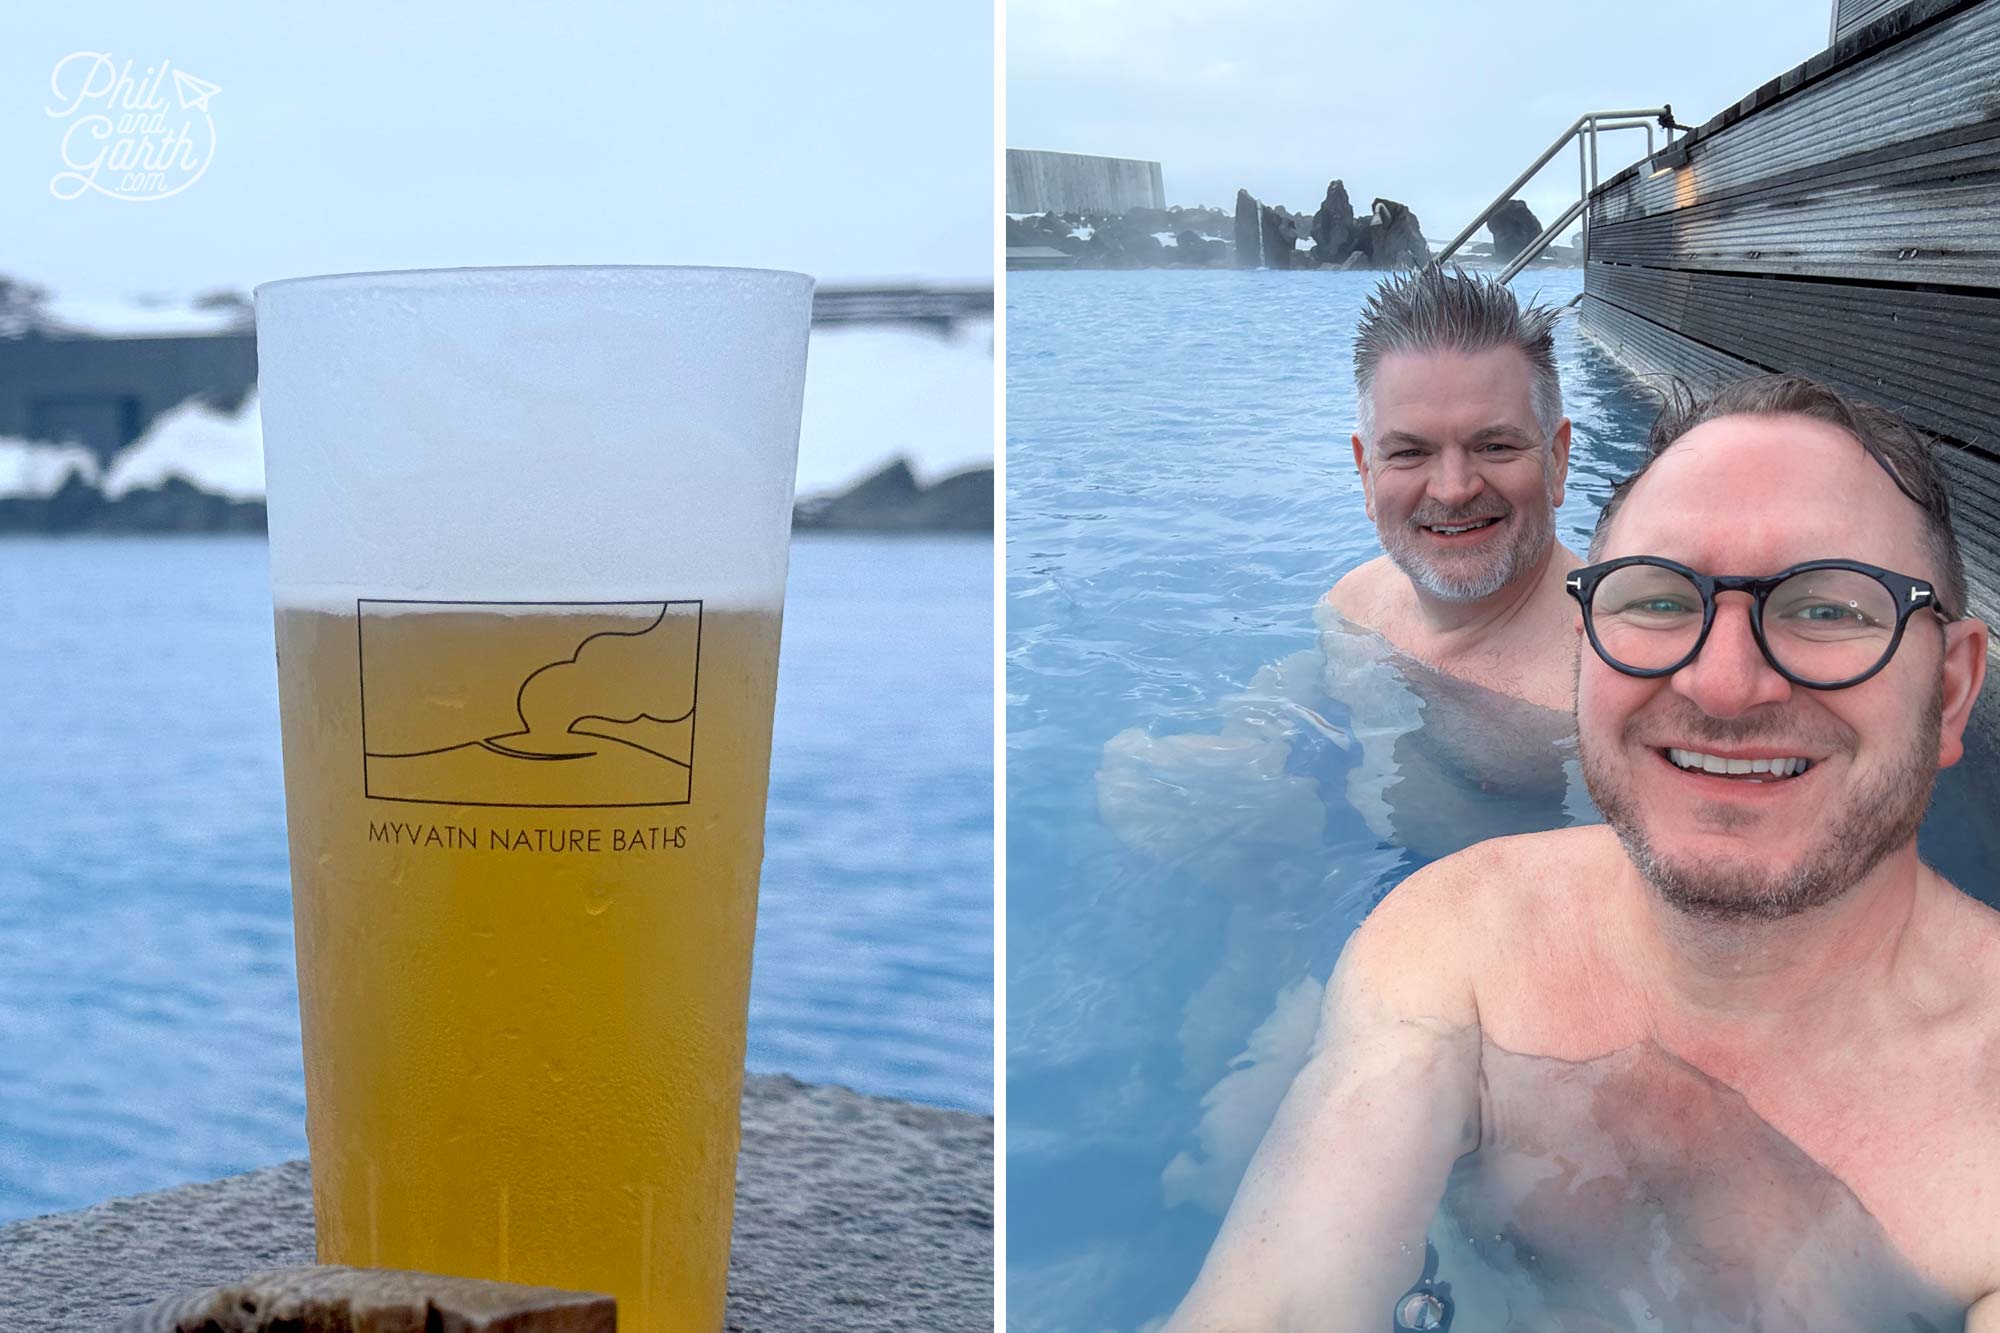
[1352,432,1375,522]
[1936,617,1989,769]
[1548,418,1573,509]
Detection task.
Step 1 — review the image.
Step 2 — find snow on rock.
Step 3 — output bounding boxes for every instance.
[31,293,251,339]
[101,393,265,500]
[0,322,990,508]
[0,438,99,497]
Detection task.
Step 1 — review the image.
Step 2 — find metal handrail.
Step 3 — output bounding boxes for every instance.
[1435,107,1678,275]
[1496,197,1588,284]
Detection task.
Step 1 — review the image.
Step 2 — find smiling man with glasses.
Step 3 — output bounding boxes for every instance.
[1168,375,1999,1333]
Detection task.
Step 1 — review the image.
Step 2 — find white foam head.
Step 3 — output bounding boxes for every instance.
[254,266,814,609]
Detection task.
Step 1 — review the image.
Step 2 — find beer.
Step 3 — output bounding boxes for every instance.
[256,263,812,1331]
[274,601,784,1332]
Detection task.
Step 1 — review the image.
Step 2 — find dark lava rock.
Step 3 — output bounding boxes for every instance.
[1260,204,1300,271]
[0,473,266,535]
[1233,189,1262,268]
[1487,199,1544,265]
[1310,179,1361,267]
[1367,197,1431,269]
[1167,205,1231,236]
[0,459,992,537]
[793,459,993,533]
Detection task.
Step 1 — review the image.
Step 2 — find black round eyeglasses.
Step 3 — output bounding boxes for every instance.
[1566,556,1958,690]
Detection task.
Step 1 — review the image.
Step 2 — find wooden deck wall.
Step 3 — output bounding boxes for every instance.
[1836,0,1915,41]
[1579,0,2000,661]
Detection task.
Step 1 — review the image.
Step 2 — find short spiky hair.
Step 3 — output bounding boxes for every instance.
[1590,373,1968,614]
[1353,265,1564,445]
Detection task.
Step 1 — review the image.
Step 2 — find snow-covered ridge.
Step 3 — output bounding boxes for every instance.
[0,439,98,498]
[2,292,252,339]
[0,323,993,503]
[102,394,265,500]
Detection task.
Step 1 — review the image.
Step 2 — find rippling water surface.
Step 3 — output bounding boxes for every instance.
[1004,268,1998,1332]
[0,533,991,1223]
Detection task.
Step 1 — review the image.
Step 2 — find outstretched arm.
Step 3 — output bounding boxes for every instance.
[1094,649,1336,875]
[1165,861,1482,1332]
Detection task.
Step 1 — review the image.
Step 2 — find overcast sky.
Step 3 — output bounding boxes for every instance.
[1008,0,1832,236]
[2,1,992,299]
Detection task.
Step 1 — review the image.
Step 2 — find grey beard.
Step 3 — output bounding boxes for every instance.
[1383,503,1554,604]
[1581,685,1942,923]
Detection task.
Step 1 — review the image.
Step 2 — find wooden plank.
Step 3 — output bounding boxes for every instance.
[1579,293,2000,628]
[118,1265,614,1333]
[1586,265,2000,450]
[1595,0,1983,206]
[1592,1,2000,228]
[1578,293,1761,395]
[1587,120,2000,287]
[1838,0,1920,42]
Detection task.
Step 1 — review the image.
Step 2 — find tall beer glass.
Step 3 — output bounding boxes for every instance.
[254,266,814,1332]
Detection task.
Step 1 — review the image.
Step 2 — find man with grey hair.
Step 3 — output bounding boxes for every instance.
[1327,265,1581,712]
[1094,270,1598,1217]
[1167,375,1997,1331]
[1100,268,1588,874]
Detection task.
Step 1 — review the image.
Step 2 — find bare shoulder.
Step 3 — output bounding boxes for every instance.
[1930,877,2000,1062]
[1325,556,1401,624]
[1929,886,2000,1319]
[1921,872,2000,1002]
[1347,828,1620,1024]
[1367,826,1619,930]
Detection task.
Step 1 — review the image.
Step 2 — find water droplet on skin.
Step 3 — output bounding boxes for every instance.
[1396,1293,1445,1330]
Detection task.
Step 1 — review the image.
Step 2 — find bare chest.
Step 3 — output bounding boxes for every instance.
[1432,1038,1978,1331]
[1468,968,1997,1319]
[1362,602,1577,716]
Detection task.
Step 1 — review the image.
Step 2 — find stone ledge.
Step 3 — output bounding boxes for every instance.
[0,1074,993,1332]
